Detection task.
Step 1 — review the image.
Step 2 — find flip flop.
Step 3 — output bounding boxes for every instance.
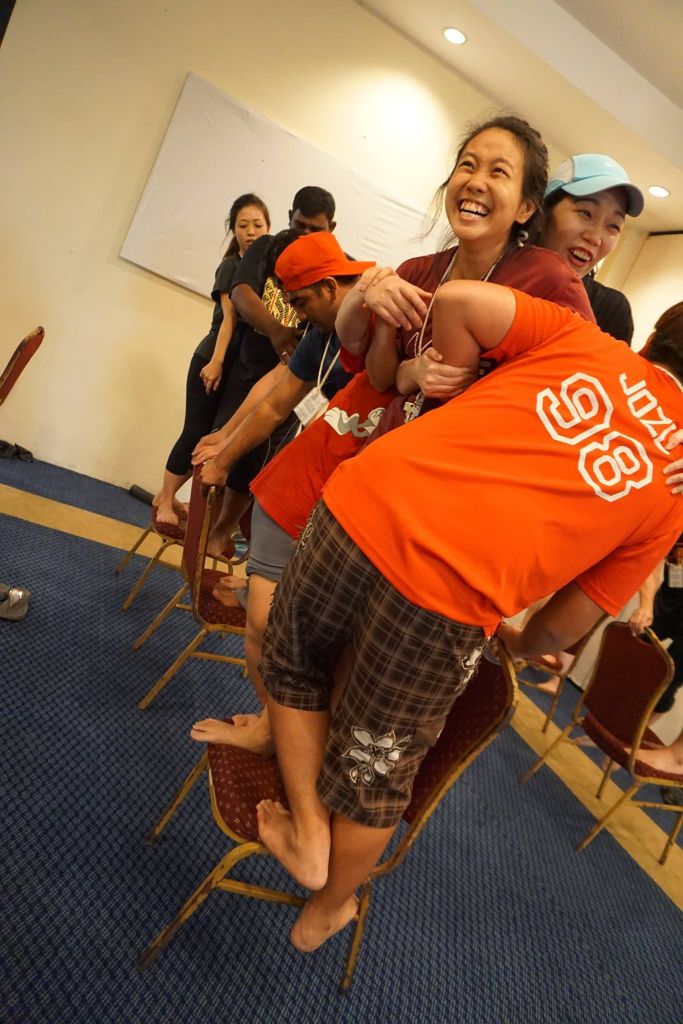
[0,584,31,621]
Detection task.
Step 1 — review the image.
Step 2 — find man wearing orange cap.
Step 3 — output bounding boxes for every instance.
[190,232,387,753]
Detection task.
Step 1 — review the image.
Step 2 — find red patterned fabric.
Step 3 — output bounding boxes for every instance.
[209,741,287,843]
[584,622,673,742]
[583,716,683,783]
[198,570,247,627]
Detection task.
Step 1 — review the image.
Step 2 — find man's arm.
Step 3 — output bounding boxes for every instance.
[431,280,517,371]
[199,369,310,486]
[498,581,604,661]
[231,283,299,360]
[193,363,288,456]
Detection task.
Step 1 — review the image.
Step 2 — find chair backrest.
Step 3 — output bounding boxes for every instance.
[182,467,215,613]
[0,326,44,406]
[373,648,518,878]
[580,621,674,747]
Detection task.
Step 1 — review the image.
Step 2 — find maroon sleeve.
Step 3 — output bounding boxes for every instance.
[491,246,596,323]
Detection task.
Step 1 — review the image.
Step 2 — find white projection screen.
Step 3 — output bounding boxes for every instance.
[120,73,441,298]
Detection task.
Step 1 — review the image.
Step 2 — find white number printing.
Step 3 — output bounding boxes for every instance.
[535,373,664,503]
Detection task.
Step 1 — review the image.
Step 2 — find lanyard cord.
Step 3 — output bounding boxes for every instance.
[317,333,339,391]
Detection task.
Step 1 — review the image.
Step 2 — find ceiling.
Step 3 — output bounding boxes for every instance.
[355,0,683,234]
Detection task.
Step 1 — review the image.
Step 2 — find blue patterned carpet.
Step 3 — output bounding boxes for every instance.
[1,460,681,1023]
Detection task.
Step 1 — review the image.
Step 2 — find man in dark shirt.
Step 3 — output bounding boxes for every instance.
[209,187,337,532]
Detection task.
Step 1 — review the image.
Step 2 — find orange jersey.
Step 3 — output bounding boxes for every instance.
[324,289,683,633]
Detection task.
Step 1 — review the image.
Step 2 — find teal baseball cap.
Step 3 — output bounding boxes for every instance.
[545,154,644,216]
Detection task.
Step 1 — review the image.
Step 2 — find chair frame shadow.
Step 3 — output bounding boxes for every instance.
[137,650,519,990]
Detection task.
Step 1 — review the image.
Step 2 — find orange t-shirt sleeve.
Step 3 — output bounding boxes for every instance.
[486,288,577,364]
[575,525,683,615]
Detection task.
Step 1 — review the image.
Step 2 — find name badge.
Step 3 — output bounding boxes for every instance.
[666,562,683,588]
[294,386,329,428]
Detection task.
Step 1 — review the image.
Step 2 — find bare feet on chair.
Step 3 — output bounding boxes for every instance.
[290,894,359,953]
[190,713,274,755]
[256,799,330,891]
[206,528,235,560]
[153,495,179,527]
[636,744,683,776]
[212,576,247,608]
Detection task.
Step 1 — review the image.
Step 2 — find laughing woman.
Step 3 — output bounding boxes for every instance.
[542,153,643,343]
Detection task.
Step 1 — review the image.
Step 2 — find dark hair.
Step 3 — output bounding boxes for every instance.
[433,113,548,247]
[267,228,304,277]
[641,301,683,382]
[291,185,336,222]
[223,193,270,257]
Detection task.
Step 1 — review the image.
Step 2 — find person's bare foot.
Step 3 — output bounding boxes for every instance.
[290,894,359,953]
[534,675,560,695]
[190,714,274,755]
[635,743,683,776]
[256,799,330,891]
[206,527,235,559]
[212,576,247,608]
[154,495,179,526]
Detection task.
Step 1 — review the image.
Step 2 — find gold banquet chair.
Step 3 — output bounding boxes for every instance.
[136,469,247,710]
[523,621,682,865]
[517,616,608,733]
[115,505,187,611]
[137,649,518,990]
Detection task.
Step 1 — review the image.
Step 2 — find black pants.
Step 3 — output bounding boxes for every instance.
[165,353,225,476]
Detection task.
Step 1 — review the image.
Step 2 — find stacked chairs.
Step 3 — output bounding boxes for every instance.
[137,649,518,989]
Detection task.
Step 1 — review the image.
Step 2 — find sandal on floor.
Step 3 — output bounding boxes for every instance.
[0,584,31,621]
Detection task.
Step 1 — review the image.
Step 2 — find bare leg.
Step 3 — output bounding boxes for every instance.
[190,575,275,753]
[291,813,395,952]
[153,469,191,525]
[257,699,331,891]
[207,487,250,557]
[637,728,683,774]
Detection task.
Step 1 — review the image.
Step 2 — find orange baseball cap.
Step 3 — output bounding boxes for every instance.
[275,232,375,291]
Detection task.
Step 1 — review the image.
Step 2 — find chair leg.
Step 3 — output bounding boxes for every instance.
[145,751,208,845]
[115,525,152,575]
[522,723,575,783]
[659,811,683,866]
[576,781,641,852]
[596,758,614,800]
[133,582,189,651]
[122,539,174,611]
[137,842,261,970]
[541,677,566,734]
[340,883,372,993]
[137,627,208,710]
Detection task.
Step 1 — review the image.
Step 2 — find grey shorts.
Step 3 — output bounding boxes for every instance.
[246,500,295,584]
[260,501,488,828]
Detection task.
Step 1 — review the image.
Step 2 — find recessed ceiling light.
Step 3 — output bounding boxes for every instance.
[443,27,467,45]
[648,185,670,198]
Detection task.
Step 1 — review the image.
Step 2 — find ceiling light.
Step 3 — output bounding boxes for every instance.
[443,27,467,45]
[648,185,670,198]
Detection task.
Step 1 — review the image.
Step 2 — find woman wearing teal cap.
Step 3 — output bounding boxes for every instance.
[542,153,644,344]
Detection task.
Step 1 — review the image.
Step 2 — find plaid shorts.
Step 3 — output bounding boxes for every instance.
[260,501,488,828]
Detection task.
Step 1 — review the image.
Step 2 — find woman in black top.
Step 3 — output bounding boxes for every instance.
[153,193,270,526]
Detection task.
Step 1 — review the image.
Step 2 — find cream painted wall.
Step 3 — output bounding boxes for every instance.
[618,234,683,350]
[0,0,510,490]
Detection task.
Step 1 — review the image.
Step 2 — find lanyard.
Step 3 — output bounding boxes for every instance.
[317,333,339,391]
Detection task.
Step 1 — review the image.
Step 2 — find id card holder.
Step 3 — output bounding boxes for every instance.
[666,561,683,588]
[294,386,329,428]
